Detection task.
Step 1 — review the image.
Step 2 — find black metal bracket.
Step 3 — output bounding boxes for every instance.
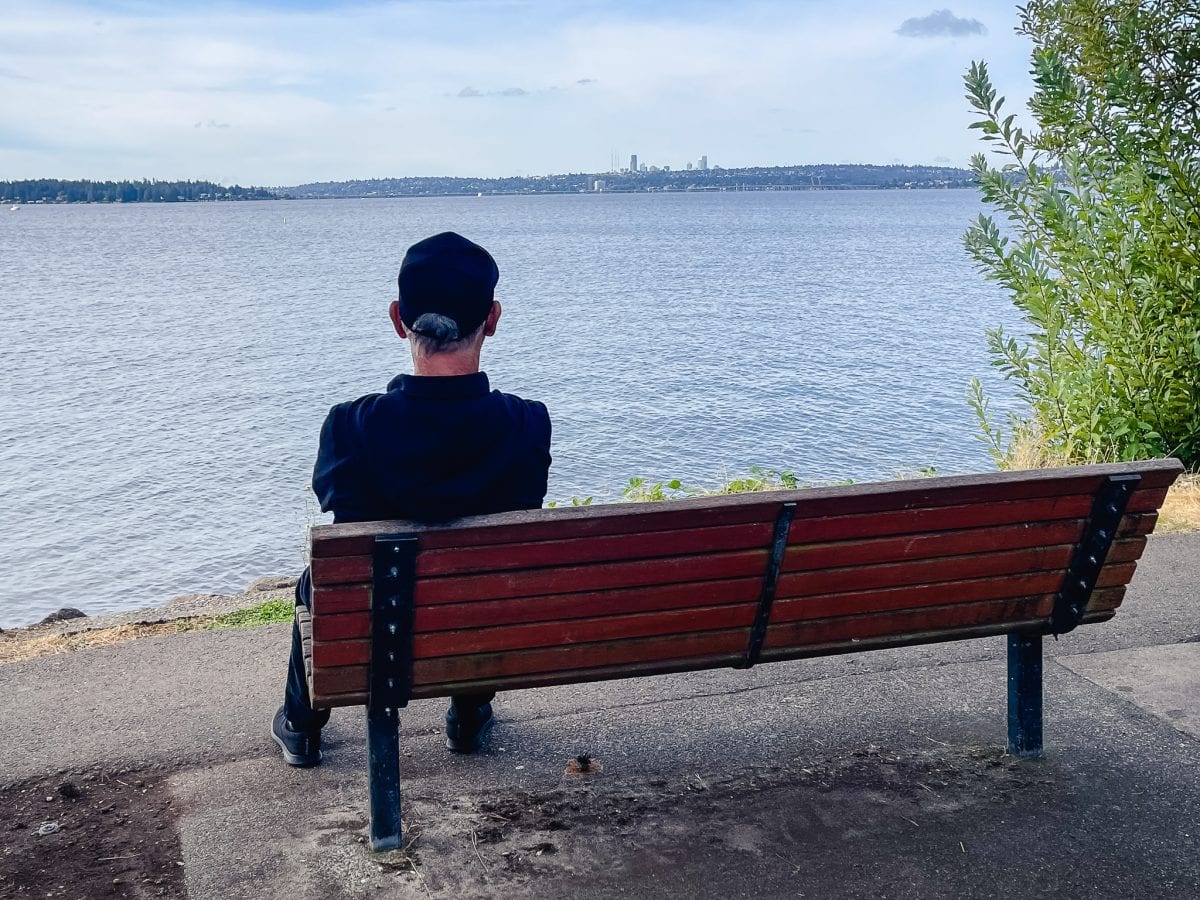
[1048,474,1140,635]
[737,502,797,669]
[370,535,419,711]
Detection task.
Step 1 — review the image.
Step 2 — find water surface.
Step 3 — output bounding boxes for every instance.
[1,191,1022,626]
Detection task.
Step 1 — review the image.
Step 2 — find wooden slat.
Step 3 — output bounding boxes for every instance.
[310,460,1182,558]
[764,596,1053,652]
[415,548,768,605]
[773,575,1061,622]
[305,513,1157,616]
[310,689,368,708]
[414,577,762,631]
[313,611,369,642]
[414,628,752,685]
[1087,586,1127,612]
[304,496,1166,595]
[305,542,1146,647]
[311,554,371,587]
[787,495,1089,544]
[416,522,775,576]
[777,545,1073,600]
[311,585,370,615]
[783,519,1085,572]
[406,618,1051,700]
[312,638,369,668]
[311,665,370,697]
[414,603,758,658]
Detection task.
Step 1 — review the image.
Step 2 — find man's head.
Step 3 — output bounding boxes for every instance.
[389,232,502,368]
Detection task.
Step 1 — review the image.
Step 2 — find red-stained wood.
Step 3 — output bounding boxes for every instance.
[311,585,371,615]
[303,540,1147,647]
[304,515,1157,619]
[401,612,1076,700]
[311,554,372,588]
[414,548,769,605]
[764,596,1053,652]
[310,689,368,708]
[311,665,368,697]
[414,577,763,631]
[783,519,1085,572]
[412,629,752,685]
[777,545,1073,600]
[772,574,1062,622]
[1096,561,1137,587]
[312,611,370,642]
[787,495,1090,544]
[416,522,775,576]
[309,459,1182,557]
[1086,586,1127,612]
[312,638,369,668]
[413,603,758,658]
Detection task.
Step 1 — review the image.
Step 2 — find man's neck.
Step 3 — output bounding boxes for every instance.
[410,351,482,377]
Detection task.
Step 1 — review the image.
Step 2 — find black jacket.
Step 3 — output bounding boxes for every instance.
[312,371,551,524]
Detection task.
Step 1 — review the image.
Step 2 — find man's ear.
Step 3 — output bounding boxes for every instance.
[483,300,502,337]
[389,300,408,339]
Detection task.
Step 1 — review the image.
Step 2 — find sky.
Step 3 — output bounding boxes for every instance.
[0,1,1037,185]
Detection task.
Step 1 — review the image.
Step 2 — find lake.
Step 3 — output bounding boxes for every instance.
[1,190,1023,627]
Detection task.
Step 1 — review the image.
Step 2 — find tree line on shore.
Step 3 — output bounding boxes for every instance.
[2,179,274,204]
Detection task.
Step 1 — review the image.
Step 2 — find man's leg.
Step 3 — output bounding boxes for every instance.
[446,690,496,753]
[273,569,331,766]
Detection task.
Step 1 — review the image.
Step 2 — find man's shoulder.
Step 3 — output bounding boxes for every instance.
[490,389,551,427]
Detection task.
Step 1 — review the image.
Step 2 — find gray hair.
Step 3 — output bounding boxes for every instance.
[407,312,485,355]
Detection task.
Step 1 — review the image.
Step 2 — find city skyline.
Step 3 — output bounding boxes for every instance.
[2,1,1037,185]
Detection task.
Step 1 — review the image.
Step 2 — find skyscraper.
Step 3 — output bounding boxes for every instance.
[699,155,708,171]
[630,154,638,174]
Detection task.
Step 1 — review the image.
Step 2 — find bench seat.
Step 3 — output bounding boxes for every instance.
[298,459,1183,849]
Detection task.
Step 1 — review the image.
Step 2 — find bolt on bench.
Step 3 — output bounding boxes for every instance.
[297,459,1183,849]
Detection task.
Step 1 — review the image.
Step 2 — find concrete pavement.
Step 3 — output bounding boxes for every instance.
[4,533,1198,898]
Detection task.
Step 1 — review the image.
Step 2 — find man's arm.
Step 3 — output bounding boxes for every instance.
[312,404,374,523]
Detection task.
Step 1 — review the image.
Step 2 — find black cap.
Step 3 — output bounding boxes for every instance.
[397,232,499,339]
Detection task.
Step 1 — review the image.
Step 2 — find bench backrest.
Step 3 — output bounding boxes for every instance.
[302,460,1182,709]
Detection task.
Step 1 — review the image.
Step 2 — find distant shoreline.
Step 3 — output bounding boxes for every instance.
[4,164,978,204]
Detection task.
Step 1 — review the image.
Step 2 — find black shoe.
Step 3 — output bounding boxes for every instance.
[445,701,494,754]
[271,705,322,767]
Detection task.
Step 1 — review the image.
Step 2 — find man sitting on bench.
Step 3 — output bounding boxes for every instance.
[272,231,553,766]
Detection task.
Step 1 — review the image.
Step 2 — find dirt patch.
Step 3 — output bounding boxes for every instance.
[381,744,1057,897]
[0,767,185,899]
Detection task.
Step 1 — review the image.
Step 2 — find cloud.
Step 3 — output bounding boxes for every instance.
[193,119,231,128]
[895,9,987,38]
[457,85,528,98]
[576,77,596,85]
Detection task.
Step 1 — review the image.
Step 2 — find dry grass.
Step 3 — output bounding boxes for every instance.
[999,430,1198,533]
[0,622,188,665]
[0,597,295,665]
[1158,473,1200,533]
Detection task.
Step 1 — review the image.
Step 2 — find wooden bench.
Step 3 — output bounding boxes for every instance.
[298,459,1182,850]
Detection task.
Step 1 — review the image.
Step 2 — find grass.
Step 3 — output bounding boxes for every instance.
[0,597,297,665]
[1159,473,1200,533]
[182,597,295,631]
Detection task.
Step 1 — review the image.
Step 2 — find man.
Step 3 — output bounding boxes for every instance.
[272,231,552,766]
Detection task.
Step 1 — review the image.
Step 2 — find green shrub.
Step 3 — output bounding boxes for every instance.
[965,0,1200,469]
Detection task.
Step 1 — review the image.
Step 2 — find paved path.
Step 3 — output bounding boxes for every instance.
[4,534,1199,898]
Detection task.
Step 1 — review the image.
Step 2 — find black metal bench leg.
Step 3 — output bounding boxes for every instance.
[367,707,402,851]
[1007,632,1043,758]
